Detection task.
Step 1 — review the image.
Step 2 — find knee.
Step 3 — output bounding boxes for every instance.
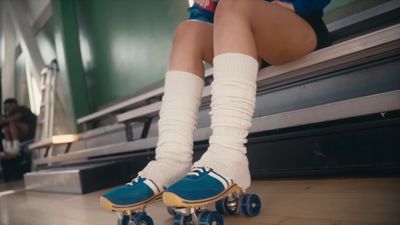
[173,20,208,44]
[172,20,212,57]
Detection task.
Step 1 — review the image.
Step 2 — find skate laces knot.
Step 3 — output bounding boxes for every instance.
[127,176,144,186]
[187,167,212,176]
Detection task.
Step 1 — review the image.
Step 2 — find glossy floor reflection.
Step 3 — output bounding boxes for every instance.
[0,177,399,225]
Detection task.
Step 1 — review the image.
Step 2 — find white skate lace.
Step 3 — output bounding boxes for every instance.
[188,167,235,188]
[126,176,142,186]
[187,167,211,176]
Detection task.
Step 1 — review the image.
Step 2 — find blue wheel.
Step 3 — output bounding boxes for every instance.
[129,214,154,225]
[118,215,130,225]
[216,197,238,215]
[167,207,177,216]
[240,194,261,217]
[215,199,227,215]
[173,214,191,225]
[198,211,224,225]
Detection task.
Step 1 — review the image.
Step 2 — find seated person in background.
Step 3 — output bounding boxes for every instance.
[0,98,37,156]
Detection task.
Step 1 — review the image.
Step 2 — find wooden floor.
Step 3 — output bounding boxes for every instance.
[0,177,399,225]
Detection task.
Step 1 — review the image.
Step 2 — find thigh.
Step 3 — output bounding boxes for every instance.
[250,1,317,65]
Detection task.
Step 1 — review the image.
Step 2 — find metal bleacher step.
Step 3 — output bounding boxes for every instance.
[24,156,150,194]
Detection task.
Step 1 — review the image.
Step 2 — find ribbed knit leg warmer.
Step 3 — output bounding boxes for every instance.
[138,71,204,188]
[193,53,258,191]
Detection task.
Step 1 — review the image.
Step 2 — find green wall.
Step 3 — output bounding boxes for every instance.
[53,0,91,124]
[74,0,188,109]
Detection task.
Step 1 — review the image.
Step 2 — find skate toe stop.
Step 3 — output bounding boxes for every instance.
[162,192,184,206]
[99,196,114,210]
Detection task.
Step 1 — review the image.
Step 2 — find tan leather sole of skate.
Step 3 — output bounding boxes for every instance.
[163,184,242,208]
[100,193,163,212]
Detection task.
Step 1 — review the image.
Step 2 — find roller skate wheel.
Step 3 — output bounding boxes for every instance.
[198,211,224,225]
[215,197,238,215]
[118,215,130,225]
[173,214,191,225]
[240,194,261,217]
[129,214,154,225]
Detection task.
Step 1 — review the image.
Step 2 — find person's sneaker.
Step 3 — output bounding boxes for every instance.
[0,151,18,160]
[100,176,164,212]
[4,144,19,156]
[163,167,241,207]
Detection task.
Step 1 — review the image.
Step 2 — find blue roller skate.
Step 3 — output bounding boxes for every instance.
[163,167,261,225]
[100,176,164,225]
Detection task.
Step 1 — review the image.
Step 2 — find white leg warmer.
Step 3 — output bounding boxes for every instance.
[3,140,13,154]
[193,53,259,191]
[139,71,205,188]
[12,140,20,154]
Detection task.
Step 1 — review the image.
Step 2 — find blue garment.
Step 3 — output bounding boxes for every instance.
[285,0,331,17]
[188,0,331,23]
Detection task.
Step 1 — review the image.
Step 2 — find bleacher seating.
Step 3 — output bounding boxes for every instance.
[34,23,400,166]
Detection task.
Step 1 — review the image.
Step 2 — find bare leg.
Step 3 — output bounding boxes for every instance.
[137,20,214,188]
[100,20,216,211]
[193,0,318,190]
[214,0,317,64]
[168,20,214,78]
